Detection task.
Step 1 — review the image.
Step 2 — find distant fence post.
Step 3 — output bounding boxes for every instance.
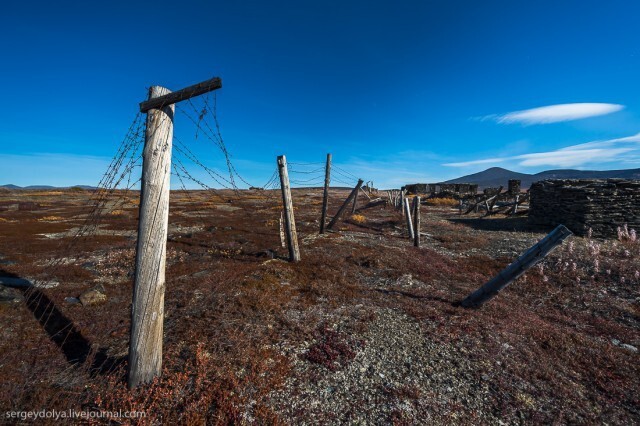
[319,153,332,234]
[413,196,421,247]
[460,225,573,308]
[277,155,301,261]
[403,197,414,240]
[129,86,174,389]
[327,179,364,230]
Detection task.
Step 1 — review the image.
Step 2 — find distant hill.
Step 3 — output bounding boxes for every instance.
[445,167,640,189]
[0,184,97,190]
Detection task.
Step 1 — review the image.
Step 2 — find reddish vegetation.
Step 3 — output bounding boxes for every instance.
[0,188,638,424]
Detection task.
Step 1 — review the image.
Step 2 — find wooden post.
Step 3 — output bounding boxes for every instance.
[512,195,520,215]
[129,86,174,389]
[403,197,414,240]
[277,155,301,261]
[460,225,573,308]
[351,185,359,214]
[327,179,364,230]
[401,189,406,215]
[413,196,421,247]
[488,186,503,213]
[319,153,331,234]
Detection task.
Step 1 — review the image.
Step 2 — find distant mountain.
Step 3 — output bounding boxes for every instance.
[0,184,97,190]
[445,167,640,189]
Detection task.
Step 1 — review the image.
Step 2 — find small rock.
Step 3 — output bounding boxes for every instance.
[64,297,81,304]
[0,285,24,304]
[79,285,107,306]
[620,344,638,353]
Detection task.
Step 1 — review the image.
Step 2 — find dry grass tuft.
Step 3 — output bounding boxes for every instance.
[350,214,366,224]
[425,197,459,207]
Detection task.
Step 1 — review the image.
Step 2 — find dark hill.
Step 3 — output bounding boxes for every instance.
[445,167,640,189]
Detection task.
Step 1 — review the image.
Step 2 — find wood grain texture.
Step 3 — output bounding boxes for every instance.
[319,153,332,234]
[327,179,363,230]
[404,197,414,240]
[139,77,222,112]
[278,155,301,262]
[461,224,573,308]
[413,196,421,247]
[129,86,174,388]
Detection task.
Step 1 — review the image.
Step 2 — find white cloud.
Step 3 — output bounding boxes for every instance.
[443,133,640,169]
[516,148,634,167]
[484,103,624,125]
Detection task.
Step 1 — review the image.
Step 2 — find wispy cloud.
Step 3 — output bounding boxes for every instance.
[480,103,624,125]
[443,132,640,168]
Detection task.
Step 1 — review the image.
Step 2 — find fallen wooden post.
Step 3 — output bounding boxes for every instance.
[460,224,573,308]
[327,179,364,230]
[319,153,331,234]
[485,186,503,216]
[277,155,301,261]
[404,197,414,240]
[413,196,421,247]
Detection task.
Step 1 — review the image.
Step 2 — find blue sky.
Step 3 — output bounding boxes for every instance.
[1,0,639,188]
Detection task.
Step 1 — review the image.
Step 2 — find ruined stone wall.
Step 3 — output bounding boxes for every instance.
[402,183,478,196]
[529,179,640,237]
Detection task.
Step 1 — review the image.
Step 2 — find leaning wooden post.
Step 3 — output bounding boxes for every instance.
[319,153,332,234]
[403,197,414,240]
[460,224,573,308]
[413,196,421,247]
[277,155,301,262]
[327,179,363,230]
[129,86,174,389]
[351,189,359,214]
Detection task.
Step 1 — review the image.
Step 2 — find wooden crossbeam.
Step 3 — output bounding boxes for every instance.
[139,77,222,112]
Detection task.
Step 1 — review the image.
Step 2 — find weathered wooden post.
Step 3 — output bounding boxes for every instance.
[403,197,414,240]
[413,196,421,247]
[327,179,363,230]
[460,224,573,308]
[129,86,174,389]
[401,189,406,215]
[319,153,332,234]
[129,77,222,389]
[488,186,503,213]
[277,155,301,261]
[351,187,359,214]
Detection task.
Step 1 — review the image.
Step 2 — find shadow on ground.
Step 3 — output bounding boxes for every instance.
[449,216,551,233]
[0,268,125,377]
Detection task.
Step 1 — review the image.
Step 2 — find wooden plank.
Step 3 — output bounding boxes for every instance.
[319,153,332,234]
[277,155,301,261]
[404,197,414,240]
[129,86,174,389]
[327,179,364,230]
[413,196,421,247]
[139,77,222,112]
[460,224,573,308]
